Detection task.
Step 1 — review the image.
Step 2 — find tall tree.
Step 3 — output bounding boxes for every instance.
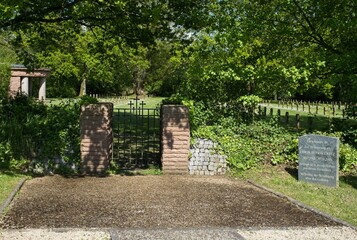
[0,32,16,97]
[241,0,357,100]
[0,0,213,45]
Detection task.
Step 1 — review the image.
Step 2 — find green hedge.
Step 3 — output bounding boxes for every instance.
[0,94,97,174]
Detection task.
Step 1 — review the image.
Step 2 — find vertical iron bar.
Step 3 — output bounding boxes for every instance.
[123,109,126,164]
[140,102,145,164]
[147,109,150,162]
[129,105,133,166]
[118,108,121,161]
[135,101,138,166]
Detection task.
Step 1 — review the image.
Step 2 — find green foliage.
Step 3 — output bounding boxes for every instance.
[0,95,97,174]
[342,127,357,148]
[237,95,263,109]
[0,32,16,98]
[190,100,356,174]
[339,144,357,174]
[192,116,298,171]
[237,95,263,122]
[345,104,357,119]
[0,173,26,205]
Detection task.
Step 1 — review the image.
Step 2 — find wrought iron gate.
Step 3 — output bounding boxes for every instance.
[113,97,161,169]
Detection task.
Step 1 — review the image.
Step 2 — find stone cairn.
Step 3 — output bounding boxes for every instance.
[189,138,227,175]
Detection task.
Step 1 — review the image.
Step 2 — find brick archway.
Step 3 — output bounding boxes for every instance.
[9,64,51,100]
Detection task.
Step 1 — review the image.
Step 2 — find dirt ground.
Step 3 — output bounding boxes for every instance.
[0,175,342,229]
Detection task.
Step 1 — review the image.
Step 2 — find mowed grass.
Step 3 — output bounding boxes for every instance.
[45,96,165,109]
[261,102,346,118]
[238,165,357,227]
[0,173,26,205]
[98,96,165,109]
[258,105,357,132]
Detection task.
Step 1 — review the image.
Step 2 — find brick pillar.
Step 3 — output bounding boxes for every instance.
[9,76,21,97]
[80,103,113,175]
[161,105,190,174]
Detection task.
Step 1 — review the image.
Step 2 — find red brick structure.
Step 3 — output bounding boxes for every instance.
[161,105,190,174]
[9,64,51,100]
[80,103,113,174]
[79,103,190,175]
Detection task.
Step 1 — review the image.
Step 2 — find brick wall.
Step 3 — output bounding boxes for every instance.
[80,103,113,175]
[161,105,190,174]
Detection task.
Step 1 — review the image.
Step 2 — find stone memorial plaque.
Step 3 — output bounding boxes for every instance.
[298,134,339,187]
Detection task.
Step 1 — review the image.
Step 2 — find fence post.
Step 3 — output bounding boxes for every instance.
[270,108,273,116]
[308,116,313,132]
[296,114,300,130]
[285,112,289,125]
[277,109,281,122]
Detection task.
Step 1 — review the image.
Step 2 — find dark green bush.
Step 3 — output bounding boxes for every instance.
[342,127,357,148]
[192,116,298,171]
[0,94,97,174]
[189,98,356,174]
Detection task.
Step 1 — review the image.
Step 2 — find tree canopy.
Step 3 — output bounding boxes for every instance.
[0,0,356,101]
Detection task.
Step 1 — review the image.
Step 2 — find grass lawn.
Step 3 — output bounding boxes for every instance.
[261,102,346,118]
[258,104,357,132]
[99,96,165,109]
[0,173,26,205]
[238,165,357,227]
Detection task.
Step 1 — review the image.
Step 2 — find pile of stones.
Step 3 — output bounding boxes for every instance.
[189,138,227,175]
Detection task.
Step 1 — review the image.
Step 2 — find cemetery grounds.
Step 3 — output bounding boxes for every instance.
[0,96,356,230]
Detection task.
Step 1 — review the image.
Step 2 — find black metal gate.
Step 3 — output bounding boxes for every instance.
[113,97,161,169]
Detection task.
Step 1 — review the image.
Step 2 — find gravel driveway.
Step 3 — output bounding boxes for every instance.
[1,175,356,239]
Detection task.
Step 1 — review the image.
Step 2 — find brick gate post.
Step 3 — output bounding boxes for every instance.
[80,103,113,175]
[161,105,190,174]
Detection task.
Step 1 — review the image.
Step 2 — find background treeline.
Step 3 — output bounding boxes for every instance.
[0,1,356,174]
[0,0,356,103]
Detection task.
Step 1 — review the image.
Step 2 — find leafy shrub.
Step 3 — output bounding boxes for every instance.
[342,127,357,148]
[0,94,98,174]
[190,100,356,174]
[237,95,263,122]
[192,117,298,171]
[345,104,357,119]
[339,143,357,173]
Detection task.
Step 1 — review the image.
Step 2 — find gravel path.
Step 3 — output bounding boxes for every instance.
[1,226,357,240]
[1,175,356,239]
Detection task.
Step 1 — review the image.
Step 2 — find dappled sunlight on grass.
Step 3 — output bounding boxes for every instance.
[0,173,26,204]
[238,165,357,227]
